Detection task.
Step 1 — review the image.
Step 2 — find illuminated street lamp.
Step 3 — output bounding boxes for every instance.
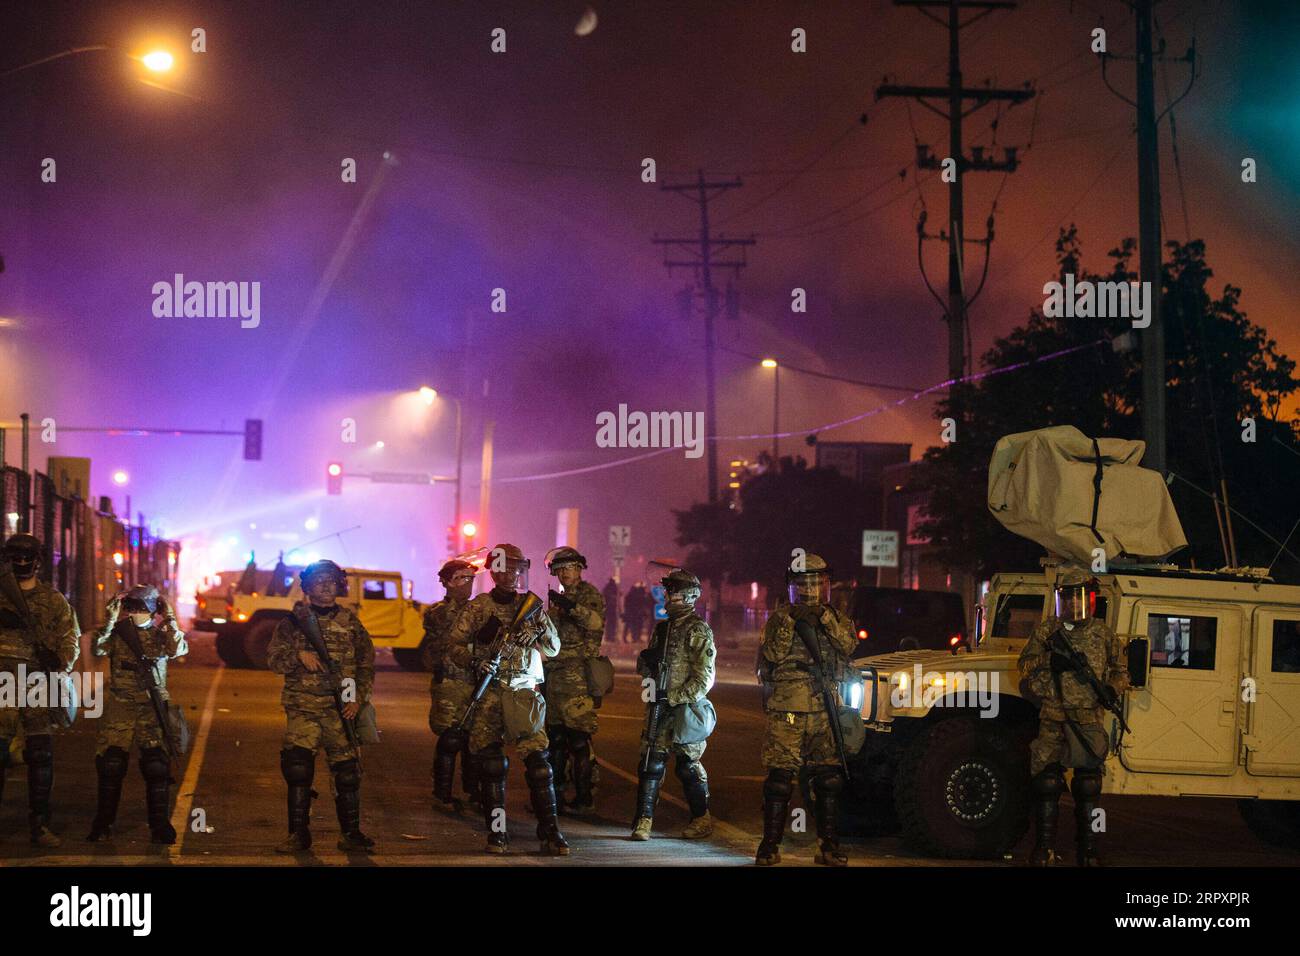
[1,44,176,79]
[761,359,780,461]
[418,386,437,406]
[112,470,129,485]
[140,50,174,72]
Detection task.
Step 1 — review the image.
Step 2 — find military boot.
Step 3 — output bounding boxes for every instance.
[481,750,509,854]
[755,769,793,866]
[811,768,848,866]
[1072,769,1104,867]
[550,727,570,808]
[333,760,374,852]
[631,750,666,841]
[276,747,315,853]
[1029,766,1065,866]
[526,751,570,856]
[432,729,464,813]
[568,731,596,815]
[87,748,129,842]
[26,737,60,848]
[141,748,177,846]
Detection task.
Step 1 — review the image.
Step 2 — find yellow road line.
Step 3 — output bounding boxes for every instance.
[171,665,225,853]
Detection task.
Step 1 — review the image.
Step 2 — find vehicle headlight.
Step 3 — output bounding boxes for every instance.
[840,677,864,712]
[890,669,909,697]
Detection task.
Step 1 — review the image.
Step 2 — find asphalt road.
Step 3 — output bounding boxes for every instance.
[2,634,1297,867]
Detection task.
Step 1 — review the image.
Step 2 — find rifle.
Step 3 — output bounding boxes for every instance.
[454,592,546,730]
[1046,628,1131,735]
[0,558,76,727]
[640,625,670,773]
[117,619,182,757]
[294,606,360,755]
[793,615,852,781]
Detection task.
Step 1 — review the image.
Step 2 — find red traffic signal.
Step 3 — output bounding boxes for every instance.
[326,462,343,495]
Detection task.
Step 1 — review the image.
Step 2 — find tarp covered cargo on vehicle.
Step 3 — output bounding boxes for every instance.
[987,425,1187,564]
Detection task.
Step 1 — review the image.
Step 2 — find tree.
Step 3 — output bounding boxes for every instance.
[911,228,1300,580]
[673,456,876,599]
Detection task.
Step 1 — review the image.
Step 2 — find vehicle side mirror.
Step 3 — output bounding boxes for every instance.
[1127,637,1149,689]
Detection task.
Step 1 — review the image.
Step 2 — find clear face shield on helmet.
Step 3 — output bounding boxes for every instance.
[664,585,700,616]
[1054,584,1093,622]
[490,559,529,594]
[788,571,831,607]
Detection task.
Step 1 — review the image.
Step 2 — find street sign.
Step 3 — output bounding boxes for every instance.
[862,529,899,568]
[609,525,631,560]
[651,584,667,621]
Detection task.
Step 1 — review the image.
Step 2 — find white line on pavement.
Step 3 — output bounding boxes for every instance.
[595,757,753,848]
[171,665,225,853]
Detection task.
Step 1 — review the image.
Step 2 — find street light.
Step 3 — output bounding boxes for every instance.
[419,386,466,551]
[1,44,176,79]
[419,386,437,406]
[761,359,780,461]
[140,50,174,72]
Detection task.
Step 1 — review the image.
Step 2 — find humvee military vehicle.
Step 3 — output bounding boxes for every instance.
[847,562,1300,858]
[197,565,430,671]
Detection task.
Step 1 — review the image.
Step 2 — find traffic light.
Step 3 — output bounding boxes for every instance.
[243,419,263,461]
[461,521,477,541]
[326,461,343,495]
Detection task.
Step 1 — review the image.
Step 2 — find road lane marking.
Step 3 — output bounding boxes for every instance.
[172,665,225,854]
[594,757,752,847]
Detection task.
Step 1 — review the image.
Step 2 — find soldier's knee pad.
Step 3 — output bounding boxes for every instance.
[480,747,508,780]
[280,746,316,786]
[437,726,467,755]
[23,734,53,766]
[138,746,170,783]
[97,746,130,781]
[763,768,795,801]
[810,767,845,796]
[642,749,668,780]
[1071,768,1102,800]
[330,758,361,793]
[524,751,553,787]
[674,755,704,786]
[1032,765,1066,797]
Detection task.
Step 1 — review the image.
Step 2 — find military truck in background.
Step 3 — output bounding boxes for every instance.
[196,563,431,670]
[847,562,1300,858]
[843,427,1300,858]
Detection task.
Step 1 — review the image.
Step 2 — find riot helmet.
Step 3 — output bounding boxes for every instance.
[1054,568,1098,623]
[661,568,701,618]
[488,543,530,594]
[786,552,831,606]
[2,533,41,579]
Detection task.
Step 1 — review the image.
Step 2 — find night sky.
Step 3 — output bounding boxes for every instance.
[1,0,1295,600]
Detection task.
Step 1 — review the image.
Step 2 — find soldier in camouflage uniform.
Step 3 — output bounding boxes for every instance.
[86,585,188,845]
[445,543,568,855]
[1018,568,1130,867]
[267,560,376,853]
[756,553,856,866]
[542,546,605,815]
[0,533,80,847]
[426,557,479,812]
[631,568,716,841]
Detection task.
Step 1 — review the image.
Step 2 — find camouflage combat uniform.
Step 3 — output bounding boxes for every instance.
[268,601,375,762]
[425,595,472,734]
[759,604,856,771]
[92,615,188,754]
[446,591,559,758]
[631,606,717,835]
[1018,613,1129,866]
[445,588,568,853]
[0,581,79,840]
[544,579,605,808]
[267,600,375,850]
[424,594,480,807]
[756,600,856,865]
[87,606,187,842]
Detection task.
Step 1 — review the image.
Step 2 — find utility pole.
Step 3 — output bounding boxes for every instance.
[1102,0,1194,477]
[877,0,1033,418]
[654,171,755,504]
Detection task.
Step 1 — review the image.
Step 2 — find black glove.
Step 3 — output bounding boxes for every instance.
[548,589,577,613]
[1049,648,1073,674]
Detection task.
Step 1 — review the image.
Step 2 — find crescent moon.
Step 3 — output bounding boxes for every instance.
[575,5,598,36]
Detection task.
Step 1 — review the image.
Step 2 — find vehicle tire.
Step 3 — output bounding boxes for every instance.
[392,645,429,672]
[1238,799,1300,851]
[215,629,251,668]
[894,716,1030,859]
[242,618,279,670]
